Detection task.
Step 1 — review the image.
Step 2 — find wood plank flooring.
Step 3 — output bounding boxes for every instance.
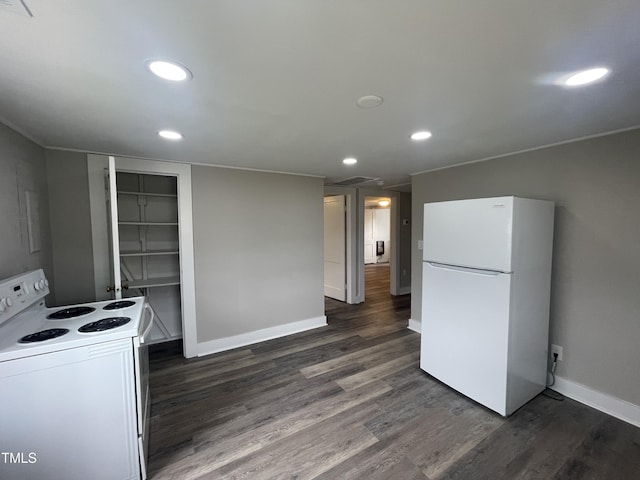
[147,264,640,479]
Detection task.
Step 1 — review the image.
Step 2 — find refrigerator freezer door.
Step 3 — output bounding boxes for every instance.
[423,197,514,272]
[420,262,511,415]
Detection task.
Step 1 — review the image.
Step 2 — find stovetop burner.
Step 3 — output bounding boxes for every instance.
[78,317,131,333]
[47,306,96,320]
[19,328,70,343]
[103,300,136,310]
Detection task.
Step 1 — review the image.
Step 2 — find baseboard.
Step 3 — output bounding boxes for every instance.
[407,318,421,334]
[551,376,640,428]
[195,316,328,357]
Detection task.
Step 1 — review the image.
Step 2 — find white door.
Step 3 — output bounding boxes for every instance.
[324,196,346,301]
[420,261,511,415]
[423,197,514,272]
[364,209,375,264]
[374,207,390,263]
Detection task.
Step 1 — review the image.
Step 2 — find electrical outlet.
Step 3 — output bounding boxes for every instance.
[551,344,563,361]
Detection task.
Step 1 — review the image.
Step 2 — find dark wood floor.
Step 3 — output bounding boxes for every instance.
[147,265,640,479]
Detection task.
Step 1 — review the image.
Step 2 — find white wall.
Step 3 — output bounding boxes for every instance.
[192,166,326,351]
[0,123,53,286]
[411,128,640,410]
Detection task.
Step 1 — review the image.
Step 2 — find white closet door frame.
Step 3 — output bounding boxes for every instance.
[114,156,197,358]
[108,156,123,300]
[93,155,197,358]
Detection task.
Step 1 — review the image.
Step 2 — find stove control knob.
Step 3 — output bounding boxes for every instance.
[44,278,49,287]
[34,281,42,291]
[0,297,11,310]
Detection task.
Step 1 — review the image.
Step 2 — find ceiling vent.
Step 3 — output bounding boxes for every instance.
[0,0,33,17]
[329,176,377,186]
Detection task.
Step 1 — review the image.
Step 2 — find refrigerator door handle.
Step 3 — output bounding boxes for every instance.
[426,261,508,276]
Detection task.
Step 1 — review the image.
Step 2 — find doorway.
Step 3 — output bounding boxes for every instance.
[364,196,391,265]
[364,196,392,297]
[323,187,408,306]
[87,154,197,358]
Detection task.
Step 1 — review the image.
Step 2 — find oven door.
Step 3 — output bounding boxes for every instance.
[133,302,153,480]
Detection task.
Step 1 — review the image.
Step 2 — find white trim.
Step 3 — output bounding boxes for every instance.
[196,316,328,357]
[410,124,640,176]
[396,286,412,295]
[0,114,44,146]
[107,157,122,300]
[408,318,421,333]
[345,192,354,304]
[551,376,640,428]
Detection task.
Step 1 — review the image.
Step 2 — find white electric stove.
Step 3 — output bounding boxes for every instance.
[0,269,153,480]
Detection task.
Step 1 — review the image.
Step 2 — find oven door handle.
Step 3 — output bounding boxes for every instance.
[139,303,154,344]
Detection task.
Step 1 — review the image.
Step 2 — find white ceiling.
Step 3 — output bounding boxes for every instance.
[1,1,640,190]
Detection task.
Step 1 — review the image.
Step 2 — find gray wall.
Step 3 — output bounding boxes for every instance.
[192,166,325,342]
[398,191,412,290]
[45,149,95,306]
[411,128,640,406]
[0,123,53,284]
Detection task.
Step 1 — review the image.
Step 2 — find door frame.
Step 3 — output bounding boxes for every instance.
[324,187,359,304]
[360,188,401,298]
[323,186,402,304]
[323,194,347,301]
[88,154,198,358]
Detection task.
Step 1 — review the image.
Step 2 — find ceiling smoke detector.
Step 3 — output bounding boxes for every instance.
[356,95,383,109]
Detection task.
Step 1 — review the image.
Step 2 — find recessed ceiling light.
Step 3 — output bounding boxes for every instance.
[411,131,432,141]
[158,130,183,140]
[378,200,390,207]
[564,67,609,87]
[147,60,192,81]
[356,95,383,109]
[343,157,357,165]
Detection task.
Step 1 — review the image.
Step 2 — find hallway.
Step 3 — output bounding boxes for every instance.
[324,263,411,337]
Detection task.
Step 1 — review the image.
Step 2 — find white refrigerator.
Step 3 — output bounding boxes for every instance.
[420,196,554,416]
